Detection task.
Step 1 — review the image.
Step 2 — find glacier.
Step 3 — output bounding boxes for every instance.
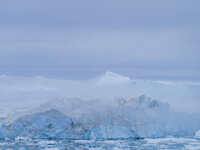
[0,109,86,140]
[0,73,200,149]
[0,95,200,141]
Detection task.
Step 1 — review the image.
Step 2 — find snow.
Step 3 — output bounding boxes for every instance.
[96,71,132,86]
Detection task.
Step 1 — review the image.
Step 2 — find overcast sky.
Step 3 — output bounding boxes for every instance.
[0,0,200,80]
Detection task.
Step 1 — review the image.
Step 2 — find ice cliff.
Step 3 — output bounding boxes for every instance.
[0,95,200,140]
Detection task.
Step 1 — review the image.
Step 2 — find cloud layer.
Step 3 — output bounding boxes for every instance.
[0,0,199,80]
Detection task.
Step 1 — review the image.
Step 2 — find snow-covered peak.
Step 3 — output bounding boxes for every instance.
[96,71,132,86]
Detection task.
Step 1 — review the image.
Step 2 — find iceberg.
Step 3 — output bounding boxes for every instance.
[195,130,200,138]
[0,96,200,140]
[0,109,78,139]
[86,124,137,140]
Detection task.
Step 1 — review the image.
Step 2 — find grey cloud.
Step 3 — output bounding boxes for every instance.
[0,29,199,66]
[0,0,199,80]
[0,0,200,28]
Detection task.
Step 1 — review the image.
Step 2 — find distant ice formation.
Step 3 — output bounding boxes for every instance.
[0,72,200,140]
[96,71,133,86]
[0,95,200,140]
[0,71,200,114]
[195,130,200,139]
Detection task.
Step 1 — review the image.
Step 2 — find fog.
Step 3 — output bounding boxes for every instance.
[0,72,200,119]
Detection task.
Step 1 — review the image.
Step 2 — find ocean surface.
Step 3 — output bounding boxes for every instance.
[0,137,200,150]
